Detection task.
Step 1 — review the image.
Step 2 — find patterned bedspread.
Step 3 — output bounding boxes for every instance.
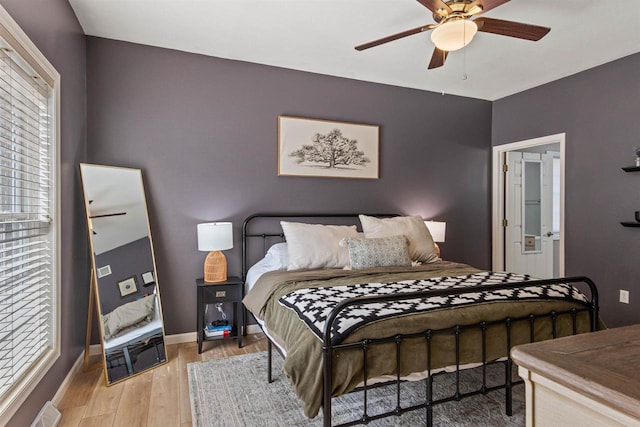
[243,262,595,418]
[279,271,588,344]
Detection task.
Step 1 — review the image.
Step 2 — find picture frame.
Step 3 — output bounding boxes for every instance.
[278,115,379,179]
[141,270,155,287]
[118,276,138,297]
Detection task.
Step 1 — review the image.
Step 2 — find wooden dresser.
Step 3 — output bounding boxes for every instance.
[511,324,640,427]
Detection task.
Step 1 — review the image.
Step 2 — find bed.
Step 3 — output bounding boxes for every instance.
[241,213,600,427]
[102,294,165,380]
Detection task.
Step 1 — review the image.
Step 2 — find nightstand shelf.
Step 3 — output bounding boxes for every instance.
[196,277,244,353]
[621,165,640,226]
[203,328,238,340]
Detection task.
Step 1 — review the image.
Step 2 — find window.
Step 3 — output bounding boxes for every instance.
[0,5,59,423]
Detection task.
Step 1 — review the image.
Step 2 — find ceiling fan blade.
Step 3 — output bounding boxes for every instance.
[90,212,127,219]
[474,17,550,41]
[428,48,448,69]
[475,0,511,14]
[416,0,452,15]
[355,24,435,51]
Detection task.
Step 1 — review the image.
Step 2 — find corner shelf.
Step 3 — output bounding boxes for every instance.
[621,165,640,226]
[622,166,640,172]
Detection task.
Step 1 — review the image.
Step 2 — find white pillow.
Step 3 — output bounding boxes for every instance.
[102,294,155,340]
[281,221,358,270]
[359,214,438,263]
[265,242,289,268]
[245,243,289,291]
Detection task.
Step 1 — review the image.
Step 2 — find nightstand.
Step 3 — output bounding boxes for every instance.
[196,276,244,353]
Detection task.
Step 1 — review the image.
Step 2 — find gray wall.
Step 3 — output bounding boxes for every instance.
[0,0,87,426]
[0,2,633,421]
[95,237,155,314]
[86,37,493,335]
[492,52,640,328]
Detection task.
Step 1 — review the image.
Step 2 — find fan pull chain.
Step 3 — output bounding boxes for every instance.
[462,48,468,81]
[462,22,468,81]
[440,50,444,95]
[463,47,468,80]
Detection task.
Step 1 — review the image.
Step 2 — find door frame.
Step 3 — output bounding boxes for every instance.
[492,133,566,276]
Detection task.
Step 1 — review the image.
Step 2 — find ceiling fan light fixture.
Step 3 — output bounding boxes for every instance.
[431,19,478,51]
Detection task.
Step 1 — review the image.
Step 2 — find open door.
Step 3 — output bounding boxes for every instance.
[505,152,554,278]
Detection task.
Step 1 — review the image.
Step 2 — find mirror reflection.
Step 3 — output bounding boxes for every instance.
[522,159,542,253]
[80,163,167,384]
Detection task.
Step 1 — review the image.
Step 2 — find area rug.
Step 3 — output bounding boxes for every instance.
[187,351,524,426]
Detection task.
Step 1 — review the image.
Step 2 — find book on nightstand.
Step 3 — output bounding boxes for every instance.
[204,323,232,338]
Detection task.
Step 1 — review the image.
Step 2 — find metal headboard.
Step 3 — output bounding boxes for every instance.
[241,213,397,281]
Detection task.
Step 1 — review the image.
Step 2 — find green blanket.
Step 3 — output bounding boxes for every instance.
[243,261,592,418]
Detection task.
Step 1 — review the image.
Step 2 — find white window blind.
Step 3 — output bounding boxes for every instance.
[0,40,54,400]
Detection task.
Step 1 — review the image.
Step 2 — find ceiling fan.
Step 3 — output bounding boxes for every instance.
[88,200,127,235]
[355,0,550,70]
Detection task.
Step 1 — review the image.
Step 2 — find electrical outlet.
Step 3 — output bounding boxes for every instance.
[620,289,630,304]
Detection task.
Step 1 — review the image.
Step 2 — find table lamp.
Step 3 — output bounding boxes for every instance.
[424,220,446,258]
[197,222,233,283]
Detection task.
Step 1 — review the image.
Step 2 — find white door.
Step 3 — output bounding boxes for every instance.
[505,152,554,278]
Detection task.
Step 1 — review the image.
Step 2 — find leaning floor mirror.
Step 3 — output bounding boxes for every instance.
[80,163,167,385]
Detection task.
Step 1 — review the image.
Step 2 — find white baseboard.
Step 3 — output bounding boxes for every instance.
[166,327,260,343]
[89,344,101,356]
[88,327,259,357]
[246,324,261,334]
[165,332,196,345]
[154,327,261,346]
[51,351,85,406]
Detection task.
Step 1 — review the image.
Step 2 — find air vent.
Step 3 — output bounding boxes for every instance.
[30,401,60,427]
[97,265,112,278]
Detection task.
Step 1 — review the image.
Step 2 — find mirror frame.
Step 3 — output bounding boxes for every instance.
[521,158,543,254]
[80,163,168,385]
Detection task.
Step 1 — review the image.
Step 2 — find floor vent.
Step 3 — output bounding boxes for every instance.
[30,401,61,427]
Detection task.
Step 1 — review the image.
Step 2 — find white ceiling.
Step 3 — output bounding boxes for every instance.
[81,164,151,255]
[68,0,640,101]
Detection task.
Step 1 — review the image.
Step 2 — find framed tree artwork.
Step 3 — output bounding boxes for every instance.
[278,116,379,179]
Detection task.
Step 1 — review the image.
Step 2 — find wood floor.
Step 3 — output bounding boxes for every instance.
[57,333,268,427]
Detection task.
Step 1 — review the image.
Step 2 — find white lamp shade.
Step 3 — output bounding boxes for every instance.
[431,19,478,52]
[197,222,233,251]
[424,221,446,243]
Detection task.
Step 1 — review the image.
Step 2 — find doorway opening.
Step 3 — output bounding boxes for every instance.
[492,133,565,278]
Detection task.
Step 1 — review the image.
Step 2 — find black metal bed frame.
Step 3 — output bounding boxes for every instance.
[242,213,600,427]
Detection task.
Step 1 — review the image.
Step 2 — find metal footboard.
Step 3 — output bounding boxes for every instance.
[242,214,599,427]
[320,276,599,427]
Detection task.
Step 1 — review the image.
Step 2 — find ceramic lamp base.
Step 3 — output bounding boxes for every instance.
[204,251,227,283]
